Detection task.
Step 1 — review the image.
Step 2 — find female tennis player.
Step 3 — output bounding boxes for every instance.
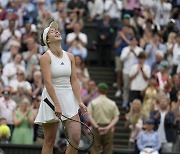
[34,21,87,154]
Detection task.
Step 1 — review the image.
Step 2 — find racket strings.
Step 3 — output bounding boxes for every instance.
[64,121,93,151]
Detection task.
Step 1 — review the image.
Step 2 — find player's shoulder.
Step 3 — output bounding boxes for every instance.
[66,51,74,60]
[40,51,51,63]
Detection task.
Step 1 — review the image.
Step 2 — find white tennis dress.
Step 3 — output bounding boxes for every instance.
[34,50,79,124]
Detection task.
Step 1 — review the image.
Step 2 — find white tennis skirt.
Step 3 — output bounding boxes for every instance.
[34,87,79,125]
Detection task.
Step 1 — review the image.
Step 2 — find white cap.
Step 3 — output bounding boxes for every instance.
[42,21,58,46]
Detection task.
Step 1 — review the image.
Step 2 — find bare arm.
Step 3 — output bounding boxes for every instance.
[13,111,24,127]
[67,52,87,115]
[67,52,82,104]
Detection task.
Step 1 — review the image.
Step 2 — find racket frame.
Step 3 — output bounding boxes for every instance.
[43,98,94,151]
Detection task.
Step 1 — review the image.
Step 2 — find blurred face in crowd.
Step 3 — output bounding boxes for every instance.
[20,99,30,111]
[159,97,169,110]
[146,123,154,132]
[88,80,96,91]
[149,77,157,87]
[14,53,22,64]
[33,71,42,83]
[17,70,25,81]
[130,37,138,47]
[122,25,129,35]
[9,19,15,29]
[58,2,65,13]
[153,34,160,43]
[0,118,7,126]
[75,55,83,66]
[3,87,11,100]
[138,57,145,66]
[131,99,141,112]
[103,13,110,22]
[17,85,25,95]
[10,44,20,56]
[73,23,81,33]
[26,38,35,50]
[173,74,179,86]
[25,23,31,33]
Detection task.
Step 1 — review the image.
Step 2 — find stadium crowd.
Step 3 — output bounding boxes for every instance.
[0,0,179,154]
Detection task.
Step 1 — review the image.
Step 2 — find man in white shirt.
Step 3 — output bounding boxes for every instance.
[172,33,180,75]
[150,95,175,152]
[120,36,143,107]
[87,0,104,21]
[104,0,123,22]
[66,22,88,59]
[129,52,151,104]
[0,19,22,53]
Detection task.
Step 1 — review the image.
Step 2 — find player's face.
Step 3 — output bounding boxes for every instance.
[48,28,62,43]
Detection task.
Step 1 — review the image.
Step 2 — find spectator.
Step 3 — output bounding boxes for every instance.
[145,33,167,70]
[140,29,153,49]
[0,86,17,140]
[137,118,161,154]
[104,0,123,23]
[129,52,151,104]
[75,55,90,88]
[124,99,144,146]
[9,69,32,97]
[32,96,44,145]
[166,32,176,67]
[22,37,41,79]
[171,32,180,75]
[120,36,143,107]
[67,0,86,17]
[2,53,25,86]
[88,82,120,154]
[154,0,172,27]
[150,95,175,152]
[31,71,43,98]
[65,11,84,35]
[155,61,171,91]
[11,82,28,106]
[1,40,21,66]
[81,80,98,125]
[0,18,21,53]
[97,13,114,66]
[172,90,180,152]
[114,24,130,97]
[142,76,159,120]
[11,98,34,144]
[66,22,88,59]
[87,0,104,22]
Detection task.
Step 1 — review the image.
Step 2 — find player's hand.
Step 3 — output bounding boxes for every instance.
[54,104,62,118]
[79,102,87,116]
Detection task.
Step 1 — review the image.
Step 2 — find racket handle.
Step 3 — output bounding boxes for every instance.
[44,98,55,111]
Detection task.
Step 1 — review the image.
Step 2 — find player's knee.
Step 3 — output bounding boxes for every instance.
[44,136,56,146]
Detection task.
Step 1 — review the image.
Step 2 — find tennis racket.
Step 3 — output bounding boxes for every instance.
[44,98,94,151]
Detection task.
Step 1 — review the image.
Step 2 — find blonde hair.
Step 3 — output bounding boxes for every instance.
[128,99,142,127]
[167,32,176,43]
[21,98,30,105]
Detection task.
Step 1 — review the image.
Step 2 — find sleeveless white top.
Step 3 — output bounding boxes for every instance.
[34,50,79,124]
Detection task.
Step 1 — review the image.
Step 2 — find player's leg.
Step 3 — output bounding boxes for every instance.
[65,114,81,154]
[42,122,59,154]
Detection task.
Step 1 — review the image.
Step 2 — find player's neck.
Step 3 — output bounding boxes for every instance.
[50,44,63,58]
